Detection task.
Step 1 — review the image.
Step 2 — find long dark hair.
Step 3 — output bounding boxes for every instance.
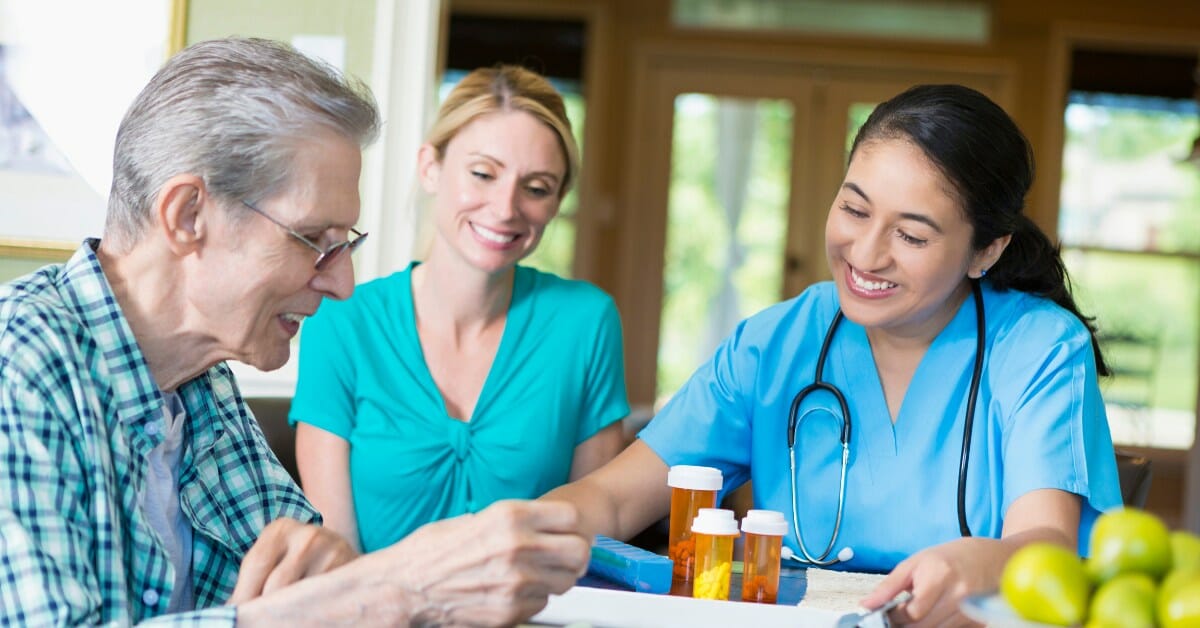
[849,84,1109,375]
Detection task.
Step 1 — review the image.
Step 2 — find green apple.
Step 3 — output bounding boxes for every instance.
[1170,530,1200,573]
[1002,543,1090,626]
[1088,508,1172,582]
[1087,572,1156,628]
[1159,572,1200,628]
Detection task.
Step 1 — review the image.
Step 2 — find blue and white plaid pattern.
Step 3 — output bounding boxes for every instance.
[0,240,319,626]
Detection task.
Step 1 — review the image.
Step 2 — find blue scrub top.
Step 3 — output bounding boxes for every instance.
[640,281,1122,573]
[290,263,630,551]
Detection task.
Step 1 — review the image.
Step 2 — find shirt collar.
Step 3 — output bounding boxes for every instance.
[58,239,166,428]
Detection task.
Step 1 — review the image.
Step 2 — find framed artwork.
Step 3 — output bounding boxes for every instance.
[0,0,188,267]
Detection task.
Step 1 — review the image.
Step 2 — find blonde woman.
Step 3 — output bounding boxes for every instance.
[290,66,628,552]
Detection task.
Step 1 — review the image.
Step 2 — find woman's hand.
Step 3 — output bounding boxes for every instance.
[861,537,1001,626]
[862,488,1081,626]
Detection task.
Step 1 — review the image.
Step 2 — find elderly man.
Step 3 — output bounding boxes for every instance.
[0,37,588,626]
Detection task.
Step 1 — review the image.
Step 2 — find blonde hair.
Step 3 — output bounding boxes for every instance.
[426,65,579,198]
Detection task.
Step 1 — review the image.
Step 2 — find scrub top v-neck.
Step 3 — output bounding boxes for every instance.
[290,263,629,551]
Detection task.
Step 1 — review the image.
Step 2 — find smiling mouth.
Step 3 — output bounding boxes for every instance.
[279,313,307,325]
[850,267,898,292]
[470,222,520,244]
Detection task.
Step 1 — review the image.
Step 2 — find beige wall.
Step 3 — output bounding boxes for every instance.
[186,0,377,83]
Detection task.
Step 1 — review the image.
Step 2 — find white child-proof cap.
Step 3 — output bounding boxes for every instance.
[741,509,788,536]
[690,508,740,536]
[667,465,723,490]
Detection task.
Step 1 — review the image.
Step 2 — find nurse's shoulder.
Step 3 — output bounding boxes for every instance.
[986,285,1095,352]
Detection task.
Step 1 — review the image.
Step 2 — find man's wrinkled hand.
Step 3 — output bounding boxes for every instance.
[382,499,591,626]
[228,517,358,605]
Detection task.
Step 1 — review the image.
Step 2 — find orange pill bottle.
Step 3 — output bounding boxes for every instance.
[666,465,722,595]
[690,508,740,600]
[740,509,787,604]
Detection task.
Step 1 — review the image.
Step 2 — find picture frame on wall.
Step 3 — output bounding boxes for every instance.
[0,0,189,272]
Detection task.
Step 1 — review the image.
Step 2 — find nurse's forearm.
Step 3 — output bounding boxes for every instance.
[541,440,672,541]
[999,488,1081,550]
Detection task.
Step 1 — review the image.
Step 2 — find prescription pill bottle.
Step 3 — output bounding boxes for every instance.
[667,465,722,594]
[740,509,788,604]
[690,508,739,601]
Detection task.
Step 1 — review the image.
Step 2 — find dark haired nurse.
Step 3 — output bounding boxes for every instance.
[543,84,1122,625]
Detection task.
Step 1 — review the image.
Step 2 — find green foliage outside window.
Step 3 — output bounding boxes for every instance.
[657,95,792,402]
[1060,94,1199,448]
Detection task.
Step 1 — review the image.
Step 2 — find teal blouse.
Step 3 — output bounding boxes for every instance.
[289,263,629,551]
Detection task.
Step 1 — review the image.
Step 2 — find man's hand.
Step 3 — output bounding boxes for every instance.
[234,501,589,627]
[228,517,358,605]
[378,499,591,626]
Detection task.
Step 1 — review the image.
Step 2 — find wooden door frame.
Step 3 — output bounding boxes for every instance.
[617,41,1013,408]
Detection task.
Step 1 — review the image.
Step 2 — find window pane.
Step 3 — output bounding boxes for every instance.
[1064,249,1198,449]
[1060,93,1200,254]
[1058,91,1199,450]
[671,0,991,44]
[845,102,876,155]
[657,94,794,403]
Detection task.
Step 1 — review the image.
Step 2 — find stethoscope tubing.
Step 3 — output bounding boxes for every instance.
[785,280,986,566]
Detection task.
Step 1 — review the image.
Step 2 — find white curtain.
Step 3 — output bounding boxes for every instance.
[702,98,757,358]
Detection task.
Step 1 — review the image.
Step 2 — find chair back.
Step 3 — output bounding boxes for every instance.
[245,397,299,483]
[1115,450,1153,508]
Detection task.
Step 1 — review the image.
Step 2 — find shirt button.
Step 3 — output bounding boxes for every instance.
[145,422,160,436]
[142,588,160,606]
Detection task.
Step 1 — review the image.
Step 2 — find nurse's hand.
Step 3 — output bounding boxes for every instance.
[860,537,1001,627]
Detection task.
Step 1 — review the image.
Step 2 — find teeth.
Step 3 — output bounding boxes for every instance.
[851,268,897,292]
[280,313,306,324]
[471,223,518,244]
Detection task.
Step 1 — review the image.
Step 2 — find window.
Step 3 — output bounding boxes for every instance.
[671,0,991,44]
[657,95,794,403]
[1058,50,1200,450]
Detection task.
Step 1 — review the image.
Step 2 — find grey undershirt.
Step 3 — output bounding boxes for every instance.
[141,390,196,612]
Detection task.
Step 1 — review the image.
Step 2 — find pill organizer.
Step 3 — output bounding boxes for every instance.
[587,535,673,594]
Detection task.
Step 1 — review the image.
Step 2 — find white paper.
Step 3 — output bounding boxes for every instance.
[529,586,842,628]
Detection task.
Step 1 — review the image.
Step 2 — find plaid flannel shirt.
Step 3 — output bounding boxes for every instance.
[0,240,319,626]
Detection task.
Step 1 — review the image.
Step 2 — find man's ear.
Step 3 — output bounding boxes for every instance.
[154,174,208,256]
[971,233,1012,279]
[417,144,441,194]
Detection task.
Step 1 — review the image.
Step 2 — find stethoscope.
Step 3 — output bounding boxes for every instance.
[781,280,986,566]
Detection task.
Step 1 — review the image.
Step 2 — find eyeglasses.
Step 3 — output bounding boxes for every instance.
[241,200,368,271]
